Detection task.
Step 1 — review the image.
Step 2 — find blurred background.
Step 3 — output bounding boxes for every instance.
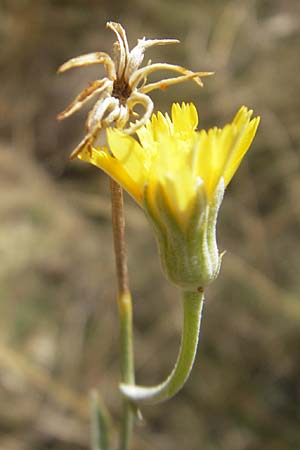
[0,0,300,449]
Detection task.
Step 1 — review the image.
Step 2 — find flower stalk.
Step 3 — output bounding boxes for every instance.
[110,179,135,450]
[120,290,204,404]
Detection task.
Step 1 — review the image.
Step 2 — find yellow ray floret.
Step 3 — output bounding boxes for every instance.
[79,103,260,216]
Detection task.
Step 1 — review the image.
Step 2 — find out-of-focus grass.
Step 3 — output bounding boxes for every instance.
[0,1,300,449]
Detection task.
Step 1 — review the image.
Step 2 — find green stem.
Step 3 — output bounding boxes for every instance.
[118,291,135,449]
[120,290,204,404]
[110,179,135,450]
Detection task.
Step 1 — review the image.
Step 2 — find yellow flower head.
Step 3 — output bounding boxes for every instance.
[80,103,259,219]
[79,103,260,289]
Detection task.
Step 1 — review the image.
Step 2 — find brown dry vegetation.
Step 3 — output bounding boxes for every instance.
[0,1,300,449]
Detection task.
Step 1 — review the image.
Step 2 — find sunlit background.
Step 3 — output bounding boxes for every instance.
[1,1,300,449]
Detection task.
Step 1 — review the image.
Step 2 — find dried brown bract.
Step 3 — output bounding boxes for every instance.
[57,22,213,159]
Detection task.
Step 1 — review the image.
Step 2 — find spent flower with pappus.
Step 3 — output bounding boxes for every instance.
[57,22,212,159]
[79,103,260,291]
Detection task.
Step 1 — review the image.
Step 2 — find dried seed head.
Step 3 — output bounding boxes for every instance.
[57,22,213,159]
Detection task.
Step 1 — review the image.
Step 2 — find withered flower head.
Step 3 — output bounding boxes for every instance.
[57,21,212,159]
